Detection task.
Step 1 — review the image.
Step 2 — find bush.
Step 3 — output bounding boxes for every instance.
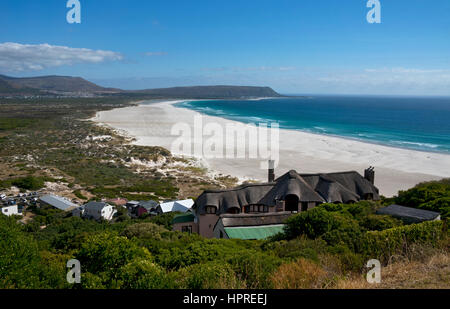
[75,232,152,275]
[359,220,447,263]
[263,236,328,262]
[360,214,403,231]
[420,197,450,219]
[178,262,245,289]
[270,258,328,289]
[226,250,282,289]
[122,222,170,241]
[117,259,174,289]
[395,179,450,207]
[283,207,363,250]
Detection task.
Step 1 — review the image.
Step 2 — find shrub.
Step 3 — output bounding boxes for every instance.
[263,236,328,262]
[226,250,282,289]
[395,179,450,207]
[283,207,363,250]
[359,220,447,263]
[75,232,152,275]
[117,259,174,289]
[270,258,328,289]
[178,262,245,289]
[360,214,403,231]
[122,222,170,241]
[420,197,450,219]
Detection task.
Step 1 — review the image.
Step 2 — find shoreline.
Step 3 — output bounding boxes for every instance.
[92,99,450,197]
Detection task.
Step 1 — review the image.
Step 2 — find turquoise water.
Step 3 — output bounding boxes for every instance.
[174,96,450,154]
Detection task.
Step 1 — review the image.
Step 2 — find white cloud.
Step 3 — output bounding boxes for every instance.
[0,42,123,72]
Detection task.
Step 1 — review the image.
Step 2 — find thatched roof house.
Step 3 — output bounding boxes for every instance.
[194,170,379,215]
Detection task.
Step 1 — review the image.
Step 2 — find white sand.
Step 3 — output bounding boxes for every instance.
[92,100,450,197]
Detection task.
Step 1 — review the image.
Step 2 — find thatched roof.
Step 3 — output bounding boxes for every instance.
[194,170,380,215]
[194,183,273,215]
[258,170,324,205]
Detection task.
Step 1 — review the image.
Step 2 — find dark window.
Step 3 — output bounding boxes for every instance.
[301,202,308,212]
[220,231,224,238]
[206,206,217,214]
[228,207,240,214]
[182,226,192,233]
[285,195,299,212]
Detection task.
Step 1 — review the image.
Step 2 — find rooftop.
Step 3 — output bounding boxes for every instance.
[376,204,441,223]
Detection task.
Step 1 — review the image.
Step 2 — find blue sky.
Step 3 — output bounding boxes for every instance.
[1,0,450,95]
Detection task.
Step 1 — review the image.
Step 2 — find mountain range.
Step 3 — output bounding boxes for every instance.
[0,74,281,99]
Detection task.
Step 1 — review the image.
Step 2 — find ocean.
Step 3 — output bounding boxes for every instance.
[174,96,450,154]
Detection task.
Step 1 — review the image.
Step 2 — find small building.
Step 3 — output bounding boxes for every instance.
[83,201,117,221]
[1,205,22,217]
[172,212,198,234]
[136,200,159,217]
[157,199,194,214]
[72,205,85,218]
[213,212,292,240]
[39,194,78,212]
[376,204,441,224]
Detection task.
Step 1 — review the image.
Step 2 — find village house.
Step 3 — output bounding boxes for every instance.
[1,204,22,217]
[82,201,117,221]
[125,200,159,218]
[173,165,380,239]
[157,199,194,214]
[38,194,78,212]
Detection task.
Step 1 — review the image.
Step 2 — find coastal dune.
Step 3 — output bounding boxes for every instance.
[93,100,450,197]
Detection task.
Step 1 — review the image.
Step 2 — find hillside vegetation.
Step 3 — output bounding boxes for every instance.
[1,179,448,289]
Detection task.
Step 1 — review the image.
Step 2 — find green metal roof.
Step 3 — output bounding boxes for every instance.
[172,212,195,224]
[224,224,285,240]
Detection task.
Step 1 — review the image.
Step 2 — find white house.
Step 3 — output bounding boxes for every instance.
[1,205,22,217]
[157,199,194,214]
[83,201,117,221]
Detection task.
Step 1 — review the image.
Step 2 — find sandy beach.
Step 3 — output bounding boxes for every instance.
[92,100,450,197]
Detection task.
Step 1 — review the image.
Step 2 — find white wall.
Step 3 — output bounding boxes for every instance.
[1,205,21,217]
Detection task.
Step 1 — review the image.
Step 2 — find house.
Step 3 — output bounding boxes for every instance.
[179,165,380,238]
[125,200,158,217]
[172,212,198,234]
[157,199,194,214]
[71,205,85,218]
[213,212,292,240]
[83,201,117,221]
[39,194,78,212]
[376,204,441,224]
[136,200,159,217]
[1,205,22,217]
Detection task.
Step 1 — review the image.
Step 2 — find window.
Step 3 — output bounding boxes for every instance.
[206,206,217,214]
[182,226,192,234]
[220,231,224,239]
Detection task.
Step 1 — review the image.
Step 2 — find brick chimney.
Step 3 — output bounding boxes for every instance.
[268,160,275,182]
[364,166,375,185]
